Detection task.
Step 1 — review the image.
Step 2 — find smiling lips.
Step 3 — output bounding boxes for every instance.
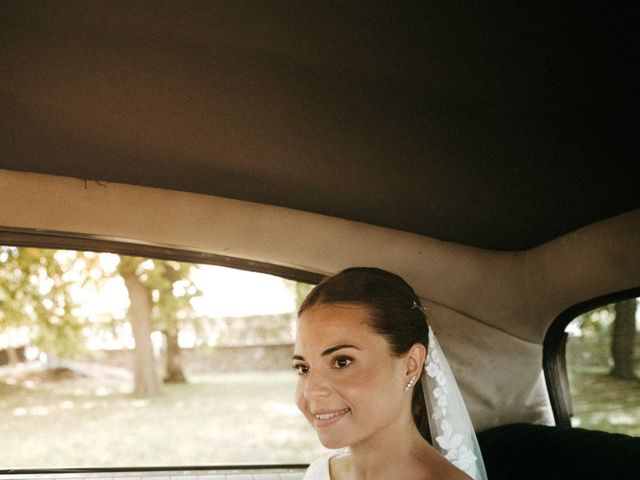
[313,407,351,426]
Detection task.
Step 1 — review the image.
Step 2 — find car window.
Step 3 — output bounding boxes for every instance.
[0,245,327,468]
[564,297,640,435]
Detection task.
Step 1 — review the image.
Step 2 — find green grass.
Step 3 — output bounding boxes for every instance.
[0,368,328,468]
[568,368,640,436]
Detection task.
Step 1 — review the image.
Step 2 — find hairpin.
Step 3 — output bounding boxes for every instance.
[411,300,426,314]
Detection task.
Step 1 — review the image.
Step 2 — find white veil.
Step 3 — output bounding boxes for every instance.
[423,328,488,480]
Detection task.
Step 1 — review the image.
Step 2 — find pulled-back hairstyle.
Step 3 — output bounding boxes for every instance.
[298,267,431,442]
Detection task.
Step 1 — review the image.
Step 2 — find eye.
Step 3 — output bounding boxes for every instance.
[332,356,353,369]
[292,363,309,375]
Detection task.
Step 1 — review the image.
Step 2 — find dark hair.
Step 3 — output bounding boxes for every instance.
[298,267,431,442]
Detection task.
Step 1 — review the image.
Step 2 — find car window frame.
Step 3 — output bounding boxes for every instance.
[0,226,322,284]
[543,287,640,428]
[0,226,321,474]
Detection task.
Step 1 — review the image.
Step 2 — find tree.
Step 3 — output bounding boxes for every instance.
[0,246,200,394]
[0,247,84,365]
[116,256,200,393]
[117,256,160,394]
[610,298,638,380]
[146,259,199,384]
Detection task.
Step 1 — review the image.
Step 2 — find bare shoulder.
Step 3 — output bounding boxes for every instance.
[424,459,472,480]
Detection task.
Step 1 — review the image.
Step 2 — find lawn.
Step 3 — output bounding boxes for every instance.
[0,366,328,469]
[568,367,640,436]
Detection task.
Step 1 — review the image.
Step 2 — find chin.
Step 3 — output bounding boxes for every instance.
[317,433,349,450]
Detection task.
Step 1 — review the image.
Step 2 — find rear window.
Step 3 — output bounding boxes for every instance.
[564,297,640,435]
[0,246,327,468]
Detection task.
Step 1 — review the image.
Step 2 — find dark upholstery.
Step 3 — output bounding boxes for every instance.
[478,423,640,480]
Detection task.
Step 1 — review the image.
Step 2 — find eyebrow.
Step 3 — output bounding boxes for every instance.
[292,344,360,361]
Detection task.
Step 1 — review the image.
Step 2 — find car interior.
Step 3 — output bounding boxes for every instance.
[1,3,638,480]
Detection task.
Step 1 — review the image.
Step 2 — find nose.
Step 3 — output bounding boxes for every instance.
[303,369,331,401]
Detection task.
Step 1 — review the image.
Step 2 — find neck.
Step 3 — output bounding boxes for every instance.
[346,420,433,480]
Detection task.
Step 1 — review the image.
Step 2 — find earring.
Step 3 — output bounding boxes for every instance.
[403,375,417,392]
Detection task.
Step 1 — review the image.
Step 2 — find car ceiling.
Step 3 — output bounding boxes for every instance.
[1,3,637,251]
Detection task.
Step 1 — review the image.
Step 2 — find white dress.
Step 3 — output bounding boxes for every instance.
[302,453,333,480]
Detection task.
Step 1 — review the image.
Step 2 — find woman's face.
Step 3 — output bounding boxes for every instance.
[293,303,412,450]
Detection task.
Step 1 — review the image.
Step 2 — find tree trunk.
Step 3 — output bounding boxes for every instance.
[7,346,18,365]
[610,299,637,380]
[163,330,186,383]
[122,271,161,394]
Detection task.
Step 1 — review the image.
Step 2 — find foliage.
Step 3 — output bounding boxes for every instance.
[0,247,85,358]
[115,256,203,388]
[1,247,202,370]
[116,256,201,333]
[567,299,639,371]
[283,279,314,312]
[571,305,615,336]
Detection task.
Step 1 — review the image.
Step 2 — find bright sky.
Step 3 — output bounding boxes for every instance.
[73,254,296,320]
[190,265,296,317]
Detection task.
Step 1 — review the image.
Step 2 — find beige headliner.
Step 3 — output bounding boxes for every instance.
[1,168,639,429]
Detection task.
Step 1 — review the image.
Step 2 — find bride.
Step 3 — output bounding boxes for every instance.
[292,267,487,480]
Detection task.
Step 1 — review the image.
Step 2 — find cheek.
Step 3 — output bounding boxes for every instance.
[294,378,307,412]
[346,366,403,409]
[336,369,386,404]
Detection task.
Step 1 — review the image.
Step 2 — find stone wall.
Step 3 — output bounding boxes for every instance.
[91,343,295,373]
